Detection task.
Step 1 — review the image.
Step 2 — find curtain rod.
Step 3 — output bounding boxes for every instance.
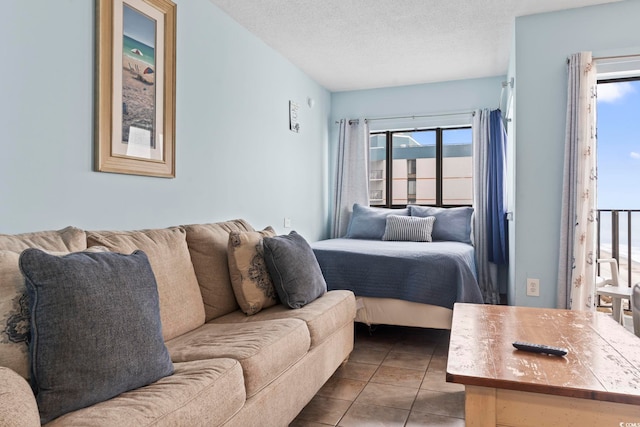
[567,53,640,65]
[335,110,474,125]
[366,110,475,122]
[593,53,640,61]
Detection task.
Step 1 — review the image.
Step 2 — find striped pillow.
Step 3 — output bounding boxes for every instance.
[382,215,436,242]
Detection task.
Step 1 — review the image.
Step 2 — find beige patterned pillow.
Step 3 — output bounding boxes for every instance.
[0,247,108,380]
[228,227,278,315]
[0,251,29,379]
[0,227,87,380]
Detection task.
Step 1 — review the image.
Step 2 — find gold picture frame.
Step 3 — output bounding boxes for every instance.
[95,0,176,178]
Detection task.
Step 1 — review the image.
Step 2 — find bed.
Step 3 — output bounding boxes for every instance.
[311,203,484,330]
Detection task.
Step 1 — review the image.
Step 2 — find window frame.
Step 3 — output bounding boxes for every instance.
[369,126,472,208]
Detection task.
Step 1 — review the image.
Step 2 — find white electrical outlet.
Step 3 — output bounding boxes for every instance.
[284,217,292,228]
[526,278,540,297]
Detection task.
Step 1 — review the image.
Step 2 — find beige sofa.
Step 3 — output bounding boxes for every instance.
[0,219,356,426]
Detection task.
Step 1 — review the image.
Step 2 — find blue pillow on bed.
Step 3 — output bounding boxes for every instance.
[409,206,473,244]
[346,204,409,240]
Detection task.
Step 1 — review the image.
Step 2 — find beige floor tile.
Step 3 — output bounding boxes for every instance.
[405,411,466,427]
[333,361,378,382]
[289,419,335,427]
[427,355,448,373]
[296,325,466,427]
[392,338,438,356]
[354,333,398,351]
[383,351,431,371]
[355,382,419,410]
[338,402,409,427]
[349,346,389,365]
[370,365,425,389]
[317,376,367,401]
[412,390,465,419]
[354,339,396,352]
[421,370,465,393]
[295,395,353,426]
[433,344,450,358]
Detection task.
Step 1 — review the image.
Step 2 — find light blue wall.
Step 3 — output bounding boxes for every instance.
[331,77,505,123]
[506,23,517,306]
[512,0,640,307]
[0,0,330,240]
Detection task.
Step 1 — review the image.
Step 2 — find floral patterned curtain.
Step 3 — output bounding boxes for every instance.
[557,52,597,310]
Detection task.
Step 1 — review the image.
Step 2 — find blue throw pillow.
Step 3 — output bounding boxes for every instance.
[263,231,327,309]
[345,203,410,240]
[409,206,474,244]
[19,249,174,424]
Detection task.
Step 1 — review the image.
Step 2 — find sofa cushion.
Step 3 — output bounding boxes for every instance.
[86,227,205,341]
[263,231,327,309]
[0,226,86,253]
[212,290,356,349]
[19,249,174,424]
[166,319,310,397]
[183,220,255,321]
[45,359,245,427]
[0,227,87,381]
[228,227,278,315]
[0,367,40,427]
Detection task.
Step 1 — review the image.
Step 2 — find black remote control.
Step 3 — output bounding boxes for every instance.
[512,341,568,356]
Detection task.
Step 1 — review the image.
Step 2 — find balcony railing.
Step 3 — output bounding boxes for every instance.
[596,209,640,288]
[369,190,383,201]
[369,170,384,180]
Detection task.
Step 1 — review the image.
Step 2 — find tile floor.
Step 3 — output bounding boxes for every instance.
[290,324,465,427]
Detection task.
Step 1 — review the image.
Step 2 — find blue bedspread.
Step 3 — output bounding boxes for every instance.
[311,239,484,309]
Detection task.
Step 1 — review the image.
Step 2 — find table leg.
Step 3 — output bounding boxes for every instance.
[612,296,623,324]
[465,385,496,427]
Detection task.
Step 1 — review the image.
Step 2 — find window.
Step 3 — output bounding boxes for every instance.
[595,76,640,288]
[369,127,473,207]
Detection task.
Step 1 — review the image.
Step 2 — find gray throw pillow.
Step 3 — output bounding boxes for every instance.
[346,203,410,240]
[263,231,327,309]
[19,249,174,424]
[382,215,436,242]
[409,205,474,244]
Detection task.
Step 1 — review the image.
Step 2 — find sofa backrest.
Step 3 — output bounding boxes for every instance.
[0,226,87,253]
[0,226,87,379]
[86,227,205,342]
[182,219,254,322]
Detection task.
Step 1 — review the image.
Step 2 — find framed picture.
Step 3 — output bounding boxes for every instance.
[95,0,176,178]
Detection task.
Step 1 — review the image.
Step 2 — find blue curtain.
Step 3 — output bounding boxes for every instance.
[487,110,508,265]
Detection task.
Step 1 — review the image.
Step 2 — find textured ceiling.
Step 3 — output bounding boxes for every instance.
[209,0,622,92]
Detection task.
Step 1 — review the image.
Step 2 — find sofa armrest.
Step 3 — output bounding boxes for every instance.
[0,367,40,426]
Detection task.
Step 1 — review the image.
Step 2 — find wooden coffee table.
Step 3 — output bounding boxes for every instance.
[446,303,640,427]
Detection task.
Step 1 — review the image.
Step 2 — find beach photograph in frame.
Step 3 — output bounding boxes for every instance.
[95,0,176,178]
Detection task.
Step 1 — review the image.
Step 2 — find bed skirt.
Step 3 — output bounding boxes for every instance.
[354,296,453,330]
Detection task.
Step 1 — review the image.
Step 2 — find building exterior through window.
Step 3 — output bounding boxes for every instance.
[369,127,473,207]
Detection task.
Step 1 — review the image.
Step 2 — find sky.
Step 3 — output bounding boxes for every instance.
[402,127,471,146]
[596,80,640,210]
[123,4,155,48]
